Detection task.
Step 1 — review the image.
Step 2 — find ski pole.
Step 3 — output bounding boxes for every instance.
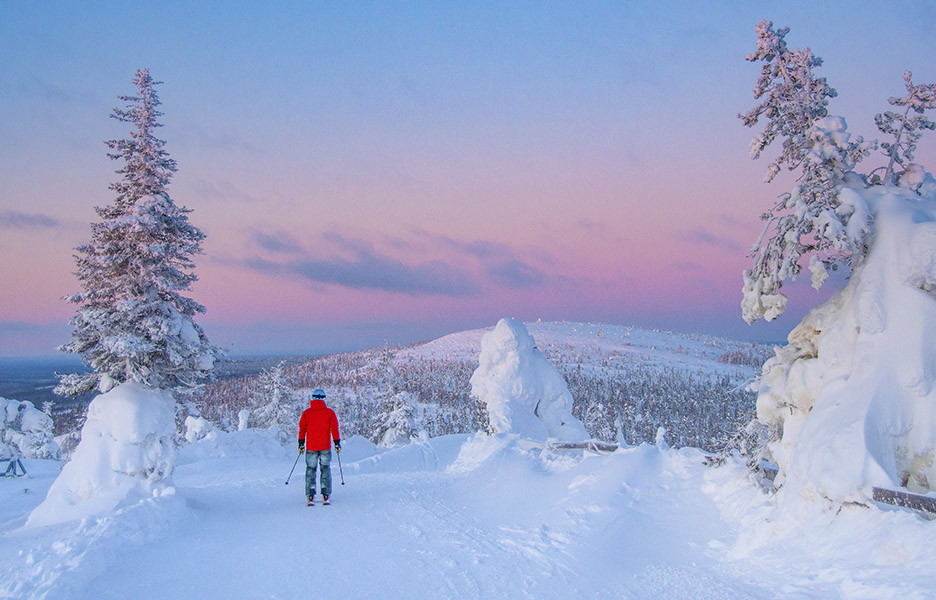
[337,449,345,485]
[285,452,301,485]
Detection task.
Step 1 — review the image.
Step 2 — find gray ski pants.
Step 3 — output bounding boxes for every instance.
[304,450,333,497]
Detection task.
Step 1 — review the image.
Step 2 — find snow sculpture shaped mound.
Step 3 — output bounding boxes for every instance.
[757,183,936,506]
[469,318,587,441]
[28,382,176,527]
[1,397,58,459]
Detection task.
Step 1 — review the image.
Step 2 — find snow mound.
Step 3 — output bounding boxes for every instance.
[27,382,176,527]
[347,434,467,475]
[177,427,291,464]
[758,184,936,506]
[469,318,587,441]
[1,397,58,459]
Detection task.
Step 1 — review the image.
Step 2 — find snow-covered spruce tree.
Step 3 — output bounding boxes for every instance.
[56,69,220,396]
[29,70,220,526]
[872,71,936,187]
[248,361,301,440]
[740,22,936,507]
[375,391,423,448]
[740,20,873,323]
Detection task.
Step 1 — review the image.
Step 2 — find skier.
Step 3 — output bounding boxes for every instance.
[298,388,341,506]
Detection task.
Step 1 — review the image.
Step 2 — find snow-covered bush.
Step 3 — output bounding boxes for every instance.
[375,391,425,448]
[28,382,177,527]
[469,318,587,441]
[0,397,59,459]
[184,415,216,444]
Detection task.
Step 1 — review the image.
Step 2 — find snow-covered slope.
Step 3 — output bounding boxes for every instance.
[1,431,933,599]
[404,320,769,381]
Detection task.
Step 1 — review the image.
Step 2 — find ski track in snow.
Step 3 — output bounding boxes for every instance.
[2,434,934,599]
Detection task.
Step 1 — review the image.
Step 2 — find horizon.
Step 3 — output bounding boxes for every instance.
[0,318,788,361]
[2,1,935,357]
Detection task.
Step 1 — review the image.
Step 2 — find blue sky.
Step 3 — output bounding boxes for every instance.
[2,1,935,356]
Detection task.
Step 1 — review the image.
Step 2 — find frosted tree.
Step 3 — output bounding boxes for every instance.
[249,361,301,438]
[375,391,422,448]
[739,21,873,323]
[56,69,220,396]
[583,399,615,443]
[740,22,936,506]
[873,71,936,187]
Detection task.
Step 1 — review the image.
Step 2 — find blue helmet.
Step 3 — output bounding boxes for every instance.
[312,388,326,399]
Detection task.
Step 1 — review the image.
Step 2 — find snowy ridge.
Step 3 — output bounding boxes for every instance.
[403,320,770,379]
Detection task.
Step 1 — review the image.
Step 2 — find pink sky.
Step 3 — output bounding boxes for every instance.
[2,2,935,356]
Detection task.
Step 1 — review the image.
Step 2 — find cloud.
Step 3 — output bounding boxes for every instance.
[249,228,303,254]
[412,229,512,260]
[191,178,262,204]
[672,262,704,271]
[411,229,551,289]
[710,213,749,228]
[689,277,722,292]
[578,218,611,235]
[185,124,264,156]
[244,232,480,298]
[0,211,61,230]
[22,76,71,105]
[487,260,547,290]
[684,227,743,253]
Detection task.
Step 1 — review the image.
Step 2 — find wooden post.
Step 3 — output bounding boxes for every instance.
[548,441,619,454]
[872,487,936,516]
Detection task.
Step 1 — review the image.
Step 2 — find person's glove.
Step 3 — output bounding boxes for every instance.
[298,441,304,455]
[334,440,341,454]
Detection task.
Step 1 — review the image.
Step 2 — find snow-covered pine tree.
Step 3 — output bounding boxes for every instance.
[249,361,301,439]
[375,391,422,448]
[739,21,873,323]
[56,69,220,396]
[583,399,615,443]
[873,71,936,187]
[739,21,936,505]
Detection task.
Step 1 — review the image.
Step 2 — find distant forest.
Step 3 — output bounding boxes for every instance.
[47,339,771,456]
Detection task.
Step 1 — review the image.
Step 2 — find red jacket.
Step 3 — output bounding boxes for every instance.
[299,399,340,451]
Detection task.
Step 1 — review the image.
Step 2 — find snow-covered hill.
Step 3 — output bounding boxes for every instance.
[404,320,771,378]
[2,430,933,599]
[188,321,769,454]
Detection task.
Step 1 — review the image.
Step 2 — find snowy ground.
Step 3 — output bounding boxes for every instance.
[2,431,933,599]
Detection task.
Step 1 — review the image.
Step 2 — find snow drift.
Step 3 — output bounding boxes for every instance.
[27,382,177,527]
[757,182,936,506]
[469,318,587,441]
